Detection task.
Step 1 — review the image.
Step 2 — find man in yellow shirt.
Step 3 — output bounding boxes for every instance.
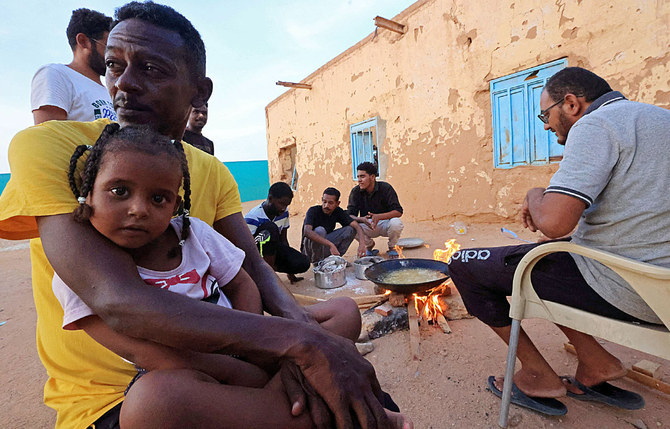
[0,3,391,428]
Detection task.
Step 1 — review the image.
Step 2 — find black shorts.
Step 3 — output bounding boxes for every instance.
[448,242,644,327]
[88,402,121,429]
[88,368,147,429]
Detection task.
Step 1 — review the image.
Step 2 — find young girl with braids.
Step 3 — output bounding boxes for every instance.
[52,124,413,429]
[52,123,269,391]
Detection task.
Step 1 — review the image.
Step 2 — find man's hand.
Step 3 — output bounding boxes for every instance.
[521,188,544,232]
[367,213,383,229]
[289,329,390,429]
[329,243,341,256]
[521,188,585,238]
[357,242,367,258]
[281,361,332,428]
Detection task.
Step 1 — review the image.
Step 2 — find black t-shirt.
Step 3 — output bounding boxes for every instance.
[182,130,214,155]
[303,205,352,234]
[347,181,403,217]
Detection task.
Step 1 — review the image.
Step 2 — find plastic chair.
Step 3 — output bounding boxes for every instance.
[498,241,670,428]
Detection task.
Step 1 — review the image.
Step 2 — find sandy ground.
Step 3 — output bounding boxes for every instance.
[1,200,669,428]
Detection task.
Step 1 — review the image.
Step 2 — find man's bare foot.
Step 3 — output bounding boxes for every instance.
[287,274,303,284]
[564,357,627,394]
[491,368,566,398]
[386,409,413,429]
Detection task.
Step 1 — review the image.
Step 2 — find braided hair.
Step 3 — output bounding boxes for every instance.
[67,124,192,257]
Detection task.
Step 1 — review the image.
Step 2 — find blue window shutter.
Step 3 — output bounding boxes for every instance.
[490,59,567,168]
[362,130,373,161]
[350,118,378,179]
[351,131,360,179]
[492,90,512,167]
[510,85,527,165]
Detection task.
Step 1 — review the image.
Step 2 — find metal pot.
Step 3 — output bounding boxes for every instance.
[353,256,385,280]
[313,268,346,289]
[313,256,347,289]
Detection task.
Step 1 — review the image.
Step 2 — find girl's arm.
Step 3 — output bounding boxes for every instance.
[222,268,263,315]
[77,315,268,388]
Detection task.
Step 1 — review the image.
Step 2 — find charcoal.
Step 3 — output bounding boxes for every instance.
[361,305,409,339]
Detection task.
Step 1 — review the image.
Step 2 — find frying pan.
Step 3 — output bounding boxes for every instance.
[364,258,450,294]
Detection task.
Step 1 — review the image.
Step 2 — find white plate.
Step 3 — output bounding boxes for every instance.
[397,237,425,248]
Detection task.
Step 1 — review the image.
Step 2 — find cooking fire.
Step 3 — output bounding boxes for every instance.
[412,239,461,328]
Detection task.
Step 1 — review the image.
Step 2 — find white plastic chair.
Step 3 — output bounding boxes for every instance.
[499,241,670,427]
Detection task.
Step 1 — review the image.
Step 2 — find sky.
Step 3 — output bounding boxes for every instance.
[0,0,416,173]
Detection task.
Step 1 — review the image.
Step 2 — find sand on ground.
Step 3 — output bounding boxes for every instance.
[1,200,668,428]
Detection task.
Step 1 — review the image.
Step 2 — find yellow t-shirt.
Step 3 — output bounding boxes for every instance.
[0,119,242,428]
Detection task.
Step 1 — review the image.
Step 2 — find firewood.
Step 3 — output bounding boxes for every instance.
[293,293,388,309]
[436,314,452,334]
[352,294,388,305]
[292,293,325,305]
[407,299,421,360]
[626,369,670,395]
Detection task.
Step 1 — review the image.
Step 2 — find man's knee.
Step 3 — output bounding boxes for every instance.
[359,223,374,236]
[256,221,280,241]
[332,296,360,323]
[387,217,404,234]
[121,369,215,428]
[295,255,311,273]
[307,296,361,342]
[327,297,361,342]
[313,226,327,237]
[343,225,356,238]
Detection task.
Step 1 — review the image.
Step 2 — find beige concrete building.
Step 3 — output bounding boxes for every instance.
[265,0,670,223]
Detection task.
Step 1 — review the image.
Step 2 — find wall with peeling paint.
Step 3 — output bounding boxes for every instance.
[265,0,670,223]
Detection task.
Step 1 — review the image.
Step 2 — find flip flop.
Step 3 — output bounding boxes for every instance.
[487,376,567,416]
[562,377,645,410]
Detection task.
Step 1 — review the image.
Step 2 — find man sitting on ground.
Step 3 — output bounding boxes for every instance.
[448,67,669,416]
[348,161,404,258]
[302,187,367,263]
[245,182,310,283]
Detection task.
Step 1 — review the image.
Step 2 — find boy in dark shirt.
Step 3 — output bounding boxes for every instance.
[347,162,404,257]
[245,182,310,283]
[302,187,366,263]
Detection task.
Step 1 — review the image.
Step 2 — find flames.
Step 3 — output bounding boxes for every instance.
[432,239,461,263]
[393,245,404,258]
[412,239,461,324]
[414,290,444,320]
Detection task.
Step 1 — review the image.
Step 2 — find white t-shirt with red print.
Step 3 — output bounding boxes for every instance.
[53,217,245,330]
